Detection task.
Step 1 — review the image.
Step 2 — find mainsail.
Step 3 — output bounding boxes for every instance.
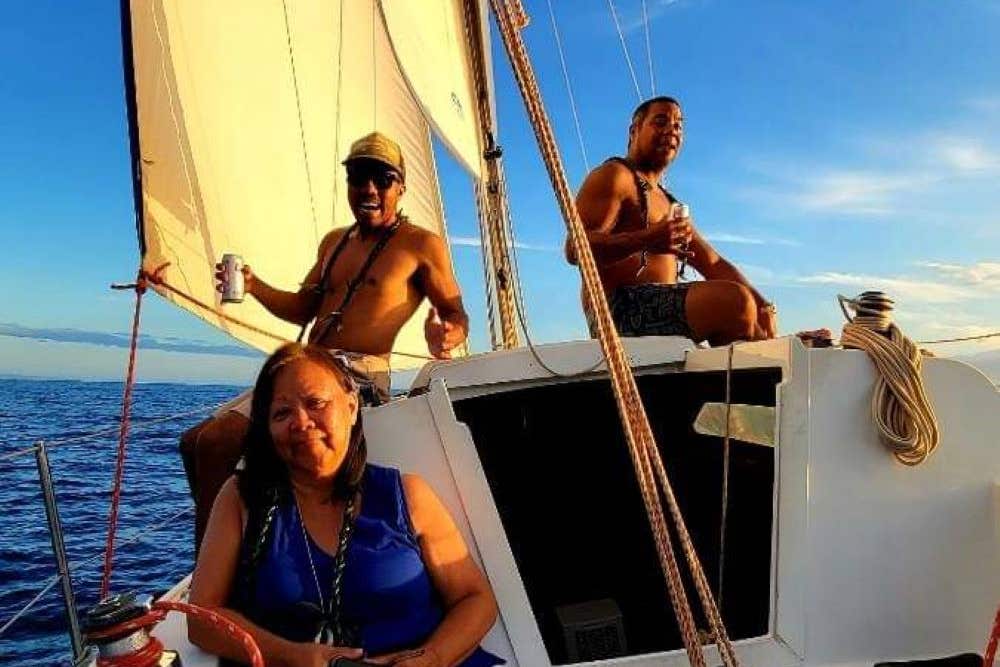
[123,0,488,369]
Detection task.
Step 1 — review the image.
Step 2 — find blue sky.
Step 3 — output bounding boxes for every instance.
[1,0,999,384]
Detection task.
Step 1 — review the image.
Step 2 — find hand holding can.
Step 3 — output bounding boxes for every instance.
[217,253,245,303]
[674,203,692,278]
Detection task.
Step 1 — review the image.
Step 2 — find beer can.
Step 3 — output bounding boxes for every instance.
[676,203,690,219]
[220,253,245,303]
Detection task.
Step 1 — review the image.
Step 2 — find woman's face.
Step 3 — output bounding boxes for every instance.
[268,358,359,480]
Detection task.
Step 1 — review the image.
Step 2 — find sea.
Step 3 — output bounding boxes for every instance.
[0,378,244,667]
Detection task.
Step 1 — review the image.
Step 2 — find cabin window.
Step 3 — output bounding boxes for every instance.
[452,367,780,664]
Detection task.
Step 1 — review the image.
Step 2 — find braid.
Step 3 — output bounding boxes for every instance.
[235,485,283,610]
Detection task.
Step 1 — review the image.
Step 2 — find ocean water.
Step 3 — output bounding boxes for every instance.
[0,378,244,667]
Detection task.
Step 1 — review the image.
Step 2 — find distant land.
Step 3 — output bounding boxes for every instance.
[0,373,243,387]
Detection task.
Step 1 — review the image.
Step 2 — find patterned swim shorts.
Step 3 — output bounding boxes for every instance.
[587,283,694,339]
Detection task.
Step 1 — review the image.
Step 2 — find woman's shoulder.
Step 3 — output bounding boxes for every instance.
[360,465,441,534]
[215,475,248,530]
[363,464,431,500]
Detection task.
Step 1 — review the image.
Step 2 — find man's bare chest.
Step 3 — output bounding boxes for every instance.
[615,188,675,232]
[322,240,416,296]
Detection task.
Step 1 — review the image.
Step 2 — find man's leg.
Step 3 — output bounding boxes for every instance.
[685,280,760,346]
[178,420,205,501]
[190,411,250,553]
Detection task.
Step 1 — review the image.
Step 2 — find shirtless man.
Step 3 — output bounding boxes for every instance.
[568,96,776,345]
[182,131,468,547]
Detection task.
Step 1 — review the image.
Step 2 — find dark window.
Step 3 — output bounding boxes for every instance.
[453,367,780,664]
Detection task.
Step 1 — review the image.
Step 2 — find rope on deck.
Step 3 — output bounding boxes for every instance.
[840,293,940,466]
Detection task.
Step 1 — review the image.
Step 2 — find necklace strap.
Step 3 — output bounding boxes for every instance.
[310,216,405,342]
[295,492,359,646]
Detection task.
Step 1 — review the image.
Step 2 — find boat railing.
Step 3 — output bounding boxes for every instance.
[0,399,223,665]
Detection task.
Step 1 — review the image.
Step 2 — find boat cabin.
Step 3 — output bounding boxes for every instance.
[156,335,1000,666]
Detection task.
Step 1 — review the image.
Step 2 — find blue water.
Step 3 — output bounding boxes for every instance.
[0,378,244,666]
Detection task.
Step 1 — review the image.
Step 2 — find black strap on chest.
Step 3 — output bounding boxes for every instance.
[604,156,676,226]
[298,215,404,342]
[605,157,677,276]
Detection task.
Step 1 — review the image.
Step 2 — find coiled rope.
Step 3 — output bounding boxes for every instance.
[491,2,738,664]
[839,292,940,466]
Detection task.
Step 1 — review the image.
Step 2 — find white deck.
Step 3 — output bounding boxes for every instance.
[155,336,1000,666]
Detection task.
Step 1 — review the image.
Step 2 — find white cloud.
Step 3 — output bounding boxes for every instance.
[744,127,1000,216]
[620,0,684,33]
[703,231,800,246]
[794,260,1000,305]
[796,271,974,303]
[933,137,1000,171]
[917,261,1000,290]
[451,236,482,248]
[787,169,935,215]
[451,236,559,253]
[965,95,1000,113]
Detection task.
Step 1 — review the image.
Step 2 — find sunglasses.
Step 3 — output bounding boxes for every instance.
[346,168,400,190]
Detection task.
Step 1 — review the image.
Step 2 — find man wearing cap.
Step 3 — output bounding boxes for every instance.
[181,131,469,548]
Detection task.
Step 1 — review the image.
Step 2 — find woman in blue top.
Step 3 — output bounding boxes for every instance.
[189,343,503,667]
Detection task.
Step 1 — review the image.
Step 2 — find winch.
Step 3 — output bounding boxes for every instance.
[77,591,262,667]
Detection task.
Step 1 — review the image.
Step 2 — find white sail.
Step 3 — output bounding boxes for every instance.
[126,0,485,369]
[379,0,486,176]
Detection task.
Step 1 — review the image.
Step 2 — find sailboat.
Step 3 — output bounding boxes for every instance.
[55,0,1000,665]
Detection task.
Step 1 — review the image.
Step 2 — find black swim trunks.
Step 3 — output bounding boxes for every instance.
[588,283,694,339]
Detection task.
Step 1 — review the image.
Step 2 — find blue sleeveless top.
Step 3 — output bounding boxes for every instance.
[235,464,504,665]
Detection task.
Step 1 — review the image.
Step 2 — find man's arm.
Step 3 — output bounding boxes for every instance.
[417,231,469,358]
[568,162,684,266]
[687,228,777,337]
[228,231,339,326]
[687,228,765,303]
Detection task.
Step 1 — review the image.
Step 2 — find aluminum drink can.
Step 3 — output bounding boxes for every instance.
[676,203,690,219]
[220,253,245,303]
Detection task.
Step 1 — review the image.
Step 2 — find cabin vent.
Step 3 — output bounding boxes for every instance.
[556,598,626,662]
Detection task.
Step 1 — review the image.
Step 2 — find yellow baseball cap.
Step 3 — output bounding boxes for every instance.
[342,131,406,181]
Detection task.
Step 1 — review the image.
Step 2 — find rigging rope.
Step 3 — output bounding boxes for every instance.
[606,0,643,101]
[641,0,656,95]
[371,0,377,129]
[985,604,1000,667]
[281,0,320,246]
[545,0,590,172]
[839,293,940,466]
[474,179,502,349]
[100,271,147,598]
[141,267,433,363]
[917,330,1000,345]
[498,156,605,377]
[0,505,195,640]
[717,343,734,616]
[490,3,738,664]
[1,403,223,466]
[0,574,61,638]
[331,0,346,236]
[461,0,521,349]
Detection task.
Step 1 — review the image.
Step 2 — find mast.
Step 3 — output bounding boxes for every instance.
[463,0,521,350]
